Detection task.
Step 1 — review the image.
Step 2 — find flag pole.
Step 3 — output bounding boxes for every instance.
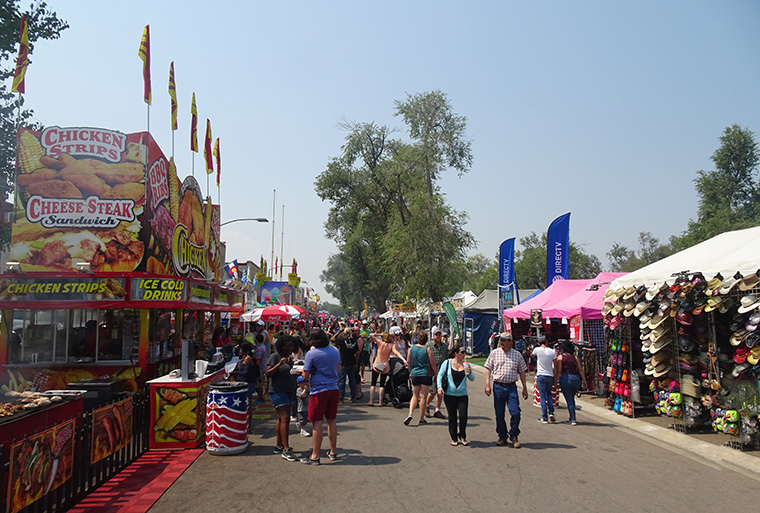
[279,205,285,279]
[271,189,276,276]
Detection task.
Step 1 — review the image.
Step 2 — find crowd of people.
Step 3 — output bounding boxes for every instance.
[224,316,585,464]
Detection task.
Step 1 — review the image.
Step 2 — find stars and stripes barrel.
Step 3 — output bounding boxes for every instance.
[206,381,250,455]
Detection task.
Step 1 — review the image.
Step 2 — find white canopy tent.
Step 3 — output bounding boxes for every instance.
[609,226,760,289]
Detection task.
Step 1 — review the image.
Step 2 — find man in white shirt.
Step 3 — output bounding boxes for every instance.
[531,336,556,423]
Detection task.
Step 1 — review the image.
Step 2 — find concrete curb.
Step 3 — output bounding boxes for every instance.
[470,364,760,480]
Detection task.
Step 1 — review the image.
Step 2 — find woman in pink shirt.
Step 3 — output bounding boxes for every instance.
[366,332,406,406]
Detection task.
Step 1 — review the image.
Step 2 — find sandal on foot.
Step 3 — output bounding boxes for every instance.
[460,439,469,446]
[450,441,459,446]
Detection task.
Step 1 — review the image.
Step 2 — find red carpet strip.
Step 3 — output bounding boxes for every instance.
[68,449,203,513]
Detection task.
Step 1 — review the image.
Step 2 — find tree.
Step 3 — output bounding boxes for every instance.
[607,232,675,272]
[316,91,474,311]
[672,125,760,250]
[319,301,345,318]
[459,253,498,295]
[0,2,68,248]
[514,232,602,290]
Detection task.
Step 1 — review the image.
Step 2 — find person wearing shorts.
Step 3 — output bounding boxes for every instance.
[300,328,341,465]
[266,336,298,461]
[404,332,436,426]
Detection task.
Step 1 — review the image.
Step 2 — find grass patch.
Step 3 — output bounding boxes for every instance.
[466,356,487,366]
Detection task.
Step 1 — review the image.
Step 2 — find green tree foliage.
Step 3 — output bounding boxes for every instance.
[318,301,345,318]
[0,2,68,248]
[607,232,675,272]
[514,232,601,290]
[672,125,760,250]
[450,253,498,296]
[316,91,474,311]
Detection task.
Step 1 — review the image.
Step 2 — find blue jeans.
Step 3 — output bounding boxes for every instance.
[339,364,357,400]
[493,382,521,440]
[559,374,581,421]
[536,375,555,420]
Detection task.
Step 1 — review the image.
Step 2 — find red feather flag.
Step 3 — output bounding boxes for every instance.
[204,119,213,175]
[138,25,151,105]
[11,16,29,94]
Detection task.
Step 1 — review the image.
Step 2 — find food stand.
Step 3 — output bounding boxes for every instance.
[0,125,244,406]
[147,367,228,450]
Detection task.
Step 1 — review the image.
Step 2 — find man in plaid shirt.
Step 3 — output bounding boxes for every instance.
[484,333,528,448]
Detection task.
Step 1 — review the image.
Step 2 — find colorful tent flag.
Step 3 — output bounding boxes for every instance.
[168,62,178,130]
[241,268,248,284]
[190,93,198,152]
[292,258,297,275]
[224,264,234,279]
[213,138,221,186]
[11,16,29,94]
[204,119,213,174]
[138,25,151,105]
[230,259,240,279]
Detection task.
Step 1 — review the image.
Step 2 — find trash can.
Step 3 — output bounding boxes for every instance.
[206,381,250,455]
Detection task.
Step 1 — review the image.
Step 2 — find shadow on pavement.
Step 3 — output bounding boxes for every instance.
[519,442,577,450]
[304,449,401,466]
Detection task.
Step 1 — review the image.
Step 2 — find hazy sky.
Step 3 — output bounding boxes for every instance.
[15,1,760,302]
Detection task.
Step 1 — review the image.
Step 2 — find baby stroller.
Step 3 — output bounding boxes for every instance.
[384,357,412,408]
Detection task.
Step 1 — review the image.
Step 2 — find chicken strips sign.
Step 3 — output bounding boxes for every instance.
[12,127,147,273]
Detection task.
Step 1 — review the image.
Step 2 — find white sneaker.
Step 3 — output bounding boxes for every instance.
[290,416,297,422]
[300,428,312,437]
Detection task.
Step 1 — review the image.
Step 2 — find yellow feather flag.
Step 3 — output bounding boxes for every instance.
[190,93,198,152]
[11,16,29,94]
[168,62,177,130]
[138,25,151,105]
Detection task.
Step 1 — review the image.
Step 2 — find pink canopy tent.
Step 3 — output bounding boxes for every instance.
[542,272,627,319]
[503,279,592,319]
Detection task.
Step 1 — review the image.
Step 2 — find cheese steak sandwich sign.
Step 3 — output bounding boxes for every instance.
[12,127,147,273]
[12,126,223,281]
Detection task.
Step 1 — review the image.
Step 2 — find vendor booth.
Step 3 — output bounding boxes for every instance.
[602,226,760,449]
[0,126,244,452]
[464,288,539,355]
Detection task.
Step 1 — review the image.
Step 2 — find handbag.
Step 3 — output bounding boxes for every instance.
[373,361,388,373]
[441,359,450,392]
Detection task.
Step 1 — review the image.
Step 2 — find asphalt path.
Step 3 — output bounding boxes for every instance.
[150,369,759,513]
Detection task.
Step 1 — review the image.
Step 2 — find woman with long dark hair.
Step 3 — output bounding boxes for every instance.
[554,341,587,425]
[437,343,475,446]
[266,335,299,461]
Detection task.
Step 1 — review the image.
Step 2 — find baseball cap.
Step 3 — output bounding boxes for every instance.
[256,320,265,326]
[297,376,305,384]
[431,326,440,335]
[498,332,513,340]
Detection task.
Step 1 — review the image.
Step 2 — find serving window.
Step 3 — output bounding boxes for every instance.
[9,308,139,365]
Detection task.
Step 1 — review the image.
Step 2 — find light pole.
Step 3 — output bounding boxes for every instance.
[220,217,268,226]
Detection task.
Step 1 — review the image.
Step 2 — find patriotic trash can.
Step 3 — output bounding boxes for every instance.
[206,381,250,455]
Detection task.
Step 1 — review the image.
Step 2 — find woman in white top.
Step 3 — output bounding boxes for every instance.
[531,336,557,423]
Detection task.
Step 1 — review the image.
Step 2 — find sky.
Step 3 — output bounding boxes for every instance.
[13,1,760,303]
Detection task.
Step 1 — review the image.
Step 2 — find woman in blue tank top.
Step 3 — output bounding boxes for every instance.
[404,333,437,426]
